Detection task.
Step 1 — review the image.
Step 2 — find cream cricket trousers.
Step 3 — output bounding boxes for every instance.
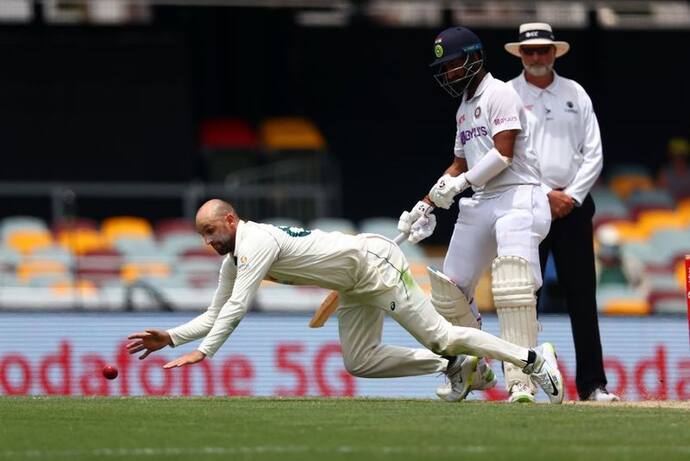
[336,235,529,378]
[443,184,551,297]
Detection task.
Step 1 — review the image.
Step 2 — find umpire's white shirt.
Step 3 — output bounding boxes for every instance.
[167,221,393,357]
[509,71,603,204]
[454,72,541,196]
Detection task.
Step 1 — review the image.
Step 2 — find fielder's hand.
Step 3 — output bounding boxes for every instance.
[163,350,206,369]
[408,214,436,244]
[126,329,173,360]
[428,173,469,209]
[398,201,433,233]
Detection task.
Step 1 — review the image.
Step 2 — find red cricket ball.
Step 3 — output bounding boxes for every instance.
[102,365,118,380]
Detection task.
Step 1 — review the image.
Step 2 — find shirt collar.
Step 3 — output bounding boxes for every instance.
[231,220,246,257]
[521,70,560,95]
[465,72,493,101]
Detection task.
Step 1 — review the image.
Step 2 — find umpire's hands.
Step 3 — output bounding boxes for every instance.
[547,190,575,219]
[126,329,173,360]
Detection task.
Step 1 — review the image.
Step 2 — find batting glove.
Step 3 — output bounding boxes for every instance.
[398,201,433,234]
[408,214,436,244]
[428,173,469,209]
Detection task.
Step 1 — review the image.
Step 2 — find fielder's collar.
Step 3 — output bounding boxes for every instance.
[505,22,570,58]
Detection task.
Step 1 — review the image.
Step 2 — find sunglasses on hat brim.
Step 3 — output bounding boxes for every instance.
[519,45,555,56]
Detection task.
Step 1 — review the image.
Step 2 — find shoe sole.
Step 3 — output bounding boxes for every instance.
[509,392,535,403]
[441,356,478,402]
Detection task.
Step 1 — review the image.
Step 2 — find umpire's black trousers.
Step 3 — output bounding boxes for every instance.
[538,193,608,400]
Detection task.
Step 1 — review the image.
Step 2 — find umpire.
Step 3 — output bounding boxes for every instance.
[505,23,618,401]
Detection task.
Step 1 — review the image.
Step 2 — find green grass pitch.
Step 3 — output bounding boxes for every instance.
[1,397,688,461]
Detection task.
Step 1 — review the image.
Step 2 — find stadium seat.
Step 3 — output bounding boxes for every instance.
[27,245,74,266]
[101,216,153,244]
[76,249,123,286]
[597,285,650,315]
[259,117,326,152]
[155,218,196,237]
[200,118,261,181]
[52,217,98,234]
[121,261,171,283]
[0,247,21,271]
[0,216,48,240]
[160,233,206,256]
[57,228,110,255]
[6,230,53,254]
[17,260,68,283]
[626,189,675,218]
[635,209,685,237]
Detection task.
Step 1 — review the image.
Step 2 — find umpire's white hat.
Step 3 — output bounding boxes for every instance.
[504,23,570,58]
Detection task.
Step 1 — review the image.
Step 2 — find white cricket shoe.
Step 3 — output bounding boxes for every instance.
[586,387,620,402]
[508,382,535,403]
[525,343,564,404]
[438,355,478,402]
[436,357,493,401]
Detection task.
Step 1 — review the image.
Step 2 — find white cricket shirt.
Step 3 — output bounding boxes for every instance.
[168,220,389,357]
[509,71,603,204]
[454,72,541,196]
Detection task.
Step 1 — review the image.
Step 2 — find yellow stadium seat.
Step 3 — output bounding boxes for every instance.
[121,262,170,283]
[609,221,649,243]
[259,117,326,151]
[50,279,98,296]
[7,230,53,254]
[58,229,110,255]
[602,298,651,315]
[101,216,153,244]
[609,175,653,200]
[636,209,686,236]
[675,198,690,224]
[17,260,67,282]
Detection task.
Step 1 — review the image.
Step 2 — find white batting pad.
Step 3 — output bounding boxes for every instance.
[491,256,538,391]
[427,266,480,329]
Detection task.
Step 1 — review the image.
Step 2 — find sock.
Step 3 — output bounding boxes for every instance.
[525,350,536,366]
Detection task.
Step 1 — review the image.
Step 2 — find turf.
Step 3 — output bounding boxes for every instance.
[1,398,688,461]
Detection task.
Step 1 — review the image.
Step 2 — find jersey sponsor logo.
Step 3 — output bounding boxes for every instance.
[493,116,517,126]
[474,107,481,118]
[276,225,312,237]
[459,126,489,145]
[565,101,578,114]
[238,255,250,271]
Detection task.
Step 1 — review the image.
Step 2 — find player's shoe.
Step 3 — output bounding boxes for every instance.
[437,357,491,401]
[473,359,497,391]
[508,382,535,403]
[524,343,564,404]
[439,355,478,402]
[586,387,620,402]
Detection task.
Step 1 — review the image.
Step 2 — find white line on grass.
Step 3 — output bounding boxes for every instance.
[1,444,689,458]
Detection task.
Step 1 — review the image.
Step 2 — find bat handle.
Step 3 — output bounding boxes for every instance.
[393,232,408,245]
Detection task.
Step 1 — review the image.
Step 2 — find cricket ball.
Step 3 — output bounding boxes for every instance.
[102,365,118,380]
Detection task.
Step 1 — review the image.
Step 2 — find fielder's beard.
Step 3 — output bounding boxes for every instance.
[523,62,553,77]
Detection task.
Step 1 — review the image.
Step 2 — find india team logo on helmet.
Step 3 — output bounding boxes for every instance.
[434,44,444,58]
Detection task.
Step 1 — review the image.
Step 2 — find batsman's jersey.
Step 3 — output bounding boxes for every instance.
[454,73,540,196]
[168,220,401,357]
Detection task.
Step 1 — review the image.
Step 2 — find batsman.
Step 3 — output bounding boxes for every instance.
[398,26,552,403]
